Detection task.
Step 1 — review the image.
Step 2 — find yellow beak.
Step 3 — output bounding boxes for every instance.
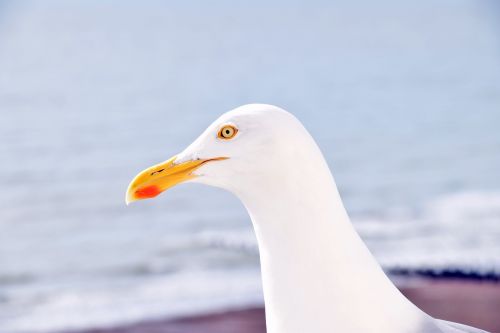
[126,155,228,204]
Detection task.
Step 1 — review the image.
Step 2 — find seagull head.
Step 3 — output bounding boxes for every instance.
[126,104,309,204]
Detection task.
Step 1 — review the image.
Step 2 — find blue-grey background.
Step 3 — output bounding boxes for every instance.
[0,0,499,331]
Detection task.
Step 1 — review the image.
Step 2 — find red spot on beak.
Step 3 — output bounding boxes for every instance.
[135,185,161,199]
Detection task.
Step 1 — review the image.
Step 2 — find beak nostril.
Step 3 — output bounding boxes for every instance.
[150,169,165,176]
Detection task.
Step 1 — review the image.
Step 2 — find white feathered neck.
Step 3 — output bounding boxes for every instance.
[235,127,426,333]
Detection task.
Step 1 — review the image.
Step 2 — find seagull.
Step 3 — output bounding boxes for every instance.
[126,104,488,333]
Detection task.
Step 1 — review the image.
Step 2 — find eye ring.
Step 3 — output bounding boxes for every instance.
[218,124,238,140]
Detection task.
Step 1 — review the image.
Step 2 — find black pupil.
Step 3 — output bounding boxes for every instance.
[225,129,230,135]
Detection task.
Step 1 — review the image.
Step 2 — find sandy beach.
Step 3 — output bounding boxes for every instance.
[62,279,500,333]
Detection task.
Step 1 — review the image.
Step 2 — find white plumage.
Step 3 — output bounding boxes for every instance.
[128,104,489,333]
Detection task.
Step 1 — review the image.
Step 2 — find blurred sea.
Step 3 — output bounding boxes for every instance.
[0,0,499,332]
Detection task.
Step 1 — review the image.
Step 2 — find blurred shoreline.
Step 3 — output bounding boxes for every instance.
[60,278,500,333]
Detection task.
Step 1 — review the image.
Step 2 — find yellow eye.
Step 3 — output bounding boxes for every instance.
[218,125,238,140]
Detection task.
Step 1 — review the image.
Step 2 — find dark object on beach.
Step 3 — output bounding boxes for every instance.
[390,268,500,283]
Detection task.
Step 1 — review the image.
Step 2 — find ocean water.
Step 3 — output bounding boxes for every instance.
[0,0,500,332]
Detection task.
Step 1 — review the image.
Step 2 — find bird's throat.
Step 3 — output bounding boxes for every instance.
[238,158,423,333]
